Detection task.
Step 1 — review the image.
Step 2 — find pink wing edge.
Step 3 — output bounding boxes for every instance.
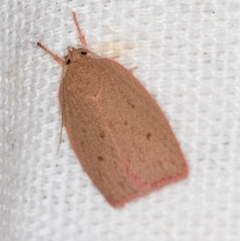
[109,157,188,208]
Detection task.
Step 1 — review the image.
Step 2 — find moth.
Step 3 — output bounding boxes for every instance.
[38,13,188,207]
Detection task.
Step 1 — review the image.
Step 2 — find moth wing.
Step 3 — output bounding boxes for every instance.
[59,77,144,207]
[59,55,187,206]
[98,59,188,191]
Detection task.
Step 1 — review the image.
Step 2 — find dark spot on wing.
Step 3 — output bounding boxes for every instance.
[98,156,104,162]
[146,133,151,140]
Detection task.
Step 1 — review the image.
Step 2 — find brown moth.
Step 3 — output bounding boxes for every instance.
[38,12,188,207]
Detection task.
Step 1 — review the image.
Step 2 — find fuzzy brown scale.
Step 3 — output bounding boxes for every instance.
[38,13,188,207]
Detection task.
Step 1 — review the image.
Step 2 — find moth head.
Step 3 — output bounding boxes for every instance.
[64,48,101,65]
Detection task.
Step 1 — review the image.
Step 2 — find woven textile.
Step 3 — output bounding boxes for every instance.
[1,0,240,240]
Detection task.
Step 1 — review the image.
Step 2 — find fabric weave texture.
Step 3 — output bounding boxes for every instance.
[1,1,240,241]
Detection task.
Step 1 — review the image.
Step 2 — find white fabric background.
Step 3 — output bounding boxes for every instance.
[1,0,240,240]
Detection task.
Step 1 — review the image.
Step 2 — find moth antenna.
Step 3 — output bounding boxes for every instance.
[57,68,67,154]
[37,42,64,66]
[56,111,64,154]
[72,12,88,49]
